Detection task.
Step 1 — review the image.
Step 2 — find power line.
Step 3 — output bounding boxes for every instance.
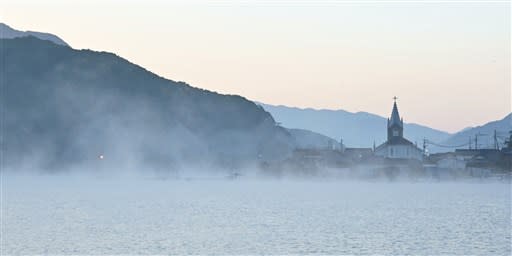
[424,129,512,150]
[425,139,470,148]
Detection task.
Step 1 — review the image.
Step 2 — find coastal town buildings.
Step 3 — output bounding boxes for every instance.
[275,98,510,179]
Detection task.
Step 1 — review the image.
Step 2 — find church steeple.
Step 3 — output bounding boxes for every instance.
[389,97,402,127]
[387,97,404,141]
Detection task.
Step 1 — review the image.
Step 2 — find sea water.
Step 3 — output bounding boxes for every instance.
[2,175,511,255]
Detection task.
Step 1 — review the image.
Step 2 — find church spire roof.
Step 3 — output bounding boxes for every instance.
[389,96,402,127]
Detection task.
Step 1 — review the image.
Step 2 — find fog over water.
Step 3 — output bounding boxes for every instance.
[2,33,511,256]
[2,173,510,255]
[2,14,511,255]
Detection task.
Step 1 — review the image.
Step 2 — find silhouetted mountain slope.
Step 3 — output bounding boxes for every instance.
[259,103,451,150]
[440,114,511,150]
[2,37,293,171]
[0,23,68,46]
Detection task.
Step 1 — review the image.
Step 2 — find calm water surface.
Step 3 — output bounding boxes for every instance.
[2,175,511,255]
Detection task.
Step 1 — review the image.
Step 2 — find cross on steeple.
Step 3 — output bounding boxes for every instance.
[393,96,398,102]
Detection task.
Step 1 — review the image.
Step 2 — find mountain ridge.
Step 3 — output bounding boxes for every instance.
[0,22,69,46]
[440,113,511,150]
[2,36,294,172]
[259,102,452,151]
[259,102,451,133]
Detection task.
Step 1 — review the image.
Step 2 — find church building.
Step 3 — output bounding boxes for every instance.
[374,98,423,160]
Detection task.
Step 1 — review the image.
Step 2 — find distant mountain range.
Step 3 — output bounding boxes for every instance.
[260,103,512,153]
[0,23,68,46]
[2,36,294,171]
[439,114,511,151]
[259,103,452,150]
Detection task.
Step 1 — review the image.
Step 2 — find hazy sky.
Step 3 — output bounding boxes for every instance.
[1,0,510,133]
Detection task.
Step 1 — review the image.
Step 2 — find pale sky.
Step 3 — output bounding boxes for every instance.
[1,0,510,133]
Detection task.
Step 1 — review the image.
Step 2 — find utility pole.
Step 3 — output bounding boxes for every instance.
[494,129,498,150]
[423,138,427,155]
[507,131,512,149]
[474,133,487,150]
[469,136,472,150]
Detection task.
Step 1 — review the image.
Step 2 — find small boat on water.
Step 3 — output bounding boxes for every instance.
[227,171,242,180]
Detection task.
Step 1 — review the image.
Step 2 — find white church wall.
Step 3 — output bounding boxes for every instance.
[375,144,423,160]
